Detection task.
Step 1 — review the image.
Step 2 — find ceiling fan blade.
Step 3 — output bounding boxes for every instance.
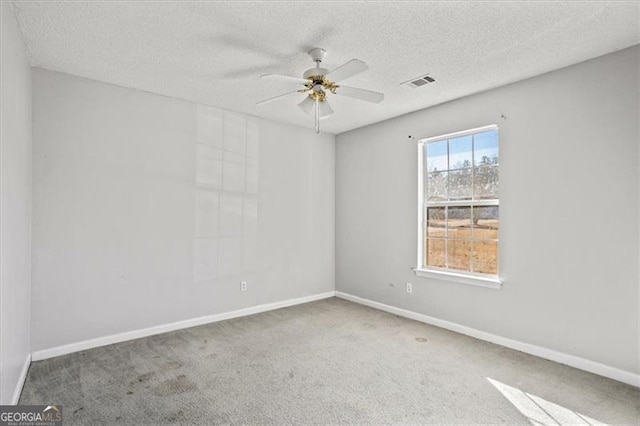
[260,74,309,85]
[336,85,384,103]
[256,90,301,106]
[326,59,368,82]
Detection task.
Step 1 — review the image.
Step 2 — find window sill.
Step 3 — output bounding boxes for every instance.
[413,268,503,289]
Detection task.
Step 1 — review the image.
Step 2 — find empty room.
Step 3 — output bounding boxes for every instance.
[1,1,639,424]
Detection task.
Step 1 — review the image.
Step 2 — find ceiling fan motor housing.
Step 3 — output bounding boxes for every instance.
[303,67,329,80]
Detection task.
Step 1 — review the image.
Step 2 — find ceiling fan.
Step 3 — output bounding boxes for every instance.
[256,48,384,134]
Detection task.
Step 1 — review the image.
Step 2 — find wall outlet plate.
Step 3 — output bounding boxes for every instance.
[405,282,412,293]
[241,281,247,291]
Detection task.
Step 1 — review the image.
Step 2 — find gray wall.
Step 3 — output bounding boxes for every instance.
[336,46,639,374]
[31,69,335,352]
[0,2,32,405]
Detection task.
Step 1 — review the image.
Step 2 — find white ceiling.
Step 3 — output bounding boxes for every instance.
[10,1,640,134]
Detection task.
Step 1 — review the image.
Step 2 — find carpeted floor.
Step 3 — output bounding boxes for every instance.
[20,297,640,425]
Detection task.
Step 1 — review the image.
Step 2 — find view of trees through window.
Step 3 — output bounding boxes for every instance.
[422,128,499,275]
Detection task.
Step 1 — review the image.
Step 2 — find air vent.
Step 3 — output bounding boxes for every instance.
[402,74,436,89]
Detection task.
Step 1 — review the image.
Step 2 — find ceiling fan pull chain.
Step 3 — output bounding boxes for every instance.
[315,100,320,134]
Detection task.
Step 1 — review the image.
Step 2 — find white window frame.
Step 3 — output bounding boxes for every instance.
[414,124,502,289]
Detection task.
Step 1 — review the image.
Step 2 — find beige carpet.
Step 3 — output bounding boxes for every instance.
[20,297,640,424]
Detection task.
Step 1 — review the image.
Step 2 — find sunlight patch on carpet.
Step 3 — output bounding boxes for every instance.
[487,378,606,426]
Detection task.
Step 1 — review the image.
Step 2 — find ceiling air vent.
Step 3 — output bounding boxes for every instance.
[402,74,436,89]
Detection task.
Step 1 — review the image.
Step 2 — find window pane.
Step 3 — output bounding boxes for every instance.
[473,206,499,240]
[449,135,472,170]
[426,207,446,237]
[449,169,472,200]
[472,240,498,274]
[426,238,445,268]
[427,171,448,201]
[447,239,471,271]
[474,130,499,167]
[447,206,471,239]
[426,140,448,172]
[422,127,499,278]
[474,165,499,199]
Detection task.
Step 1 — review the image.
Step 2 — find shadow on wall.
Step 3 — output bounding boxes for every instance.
[193,106,259,284]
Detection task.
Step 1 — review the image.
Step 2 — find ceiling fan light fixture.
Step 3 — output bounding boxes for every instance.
[298,96,316,115]
[318,100,334,119]
[298,95,333,119]
[300,95,329,134]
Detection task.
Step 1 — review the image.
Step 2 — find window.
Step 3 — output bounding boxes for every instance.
[415,125,500,288]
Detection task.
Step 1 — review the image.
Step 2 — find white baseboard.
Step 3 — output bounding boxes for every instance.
[30,289,640,388]
[11,353,31,405]
[32,291,336,362]
[335,291,640,388]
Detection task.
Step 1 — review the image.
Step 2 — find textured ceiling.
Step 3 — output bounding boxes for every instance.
[10,1,640,134]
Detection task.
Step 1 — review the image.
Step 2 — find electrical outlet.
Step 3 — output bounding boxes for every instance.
[240,281,247,292]
[405,282,412,294]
